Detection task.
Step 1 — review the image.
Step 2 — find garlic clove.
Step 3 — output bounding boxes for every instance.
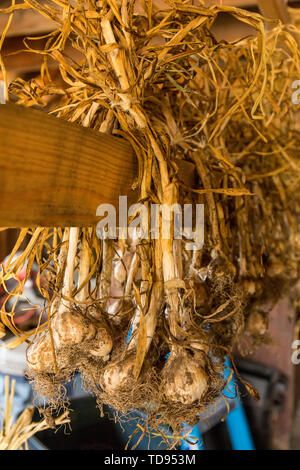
[88,325,113,357]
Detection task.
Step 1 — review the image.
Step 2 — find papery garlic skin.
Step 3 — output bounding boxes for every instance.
[52,308,97,348]
[163,352,208,405]
[101,355,135,392]
[27,333,56,373]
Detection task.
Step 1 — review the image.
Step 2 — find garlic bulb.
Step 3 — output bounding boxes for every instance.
[27,333,56,373]
[163,351,208,405]
[101,355,135,392]
[246,311,268,336]
[88,319,113,357]
[52,308,97,347]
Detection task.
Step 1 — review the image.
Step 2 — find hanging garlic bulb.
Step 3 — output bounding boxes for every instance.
[27,333,57,374]
[101,354,135,392]
[163,349,208,405]
[26,229,70,374]
[87,309,113,357]
[52,228,98,347]
[101,280,163,392]
[76,233,113,358]
[246,310,268,336]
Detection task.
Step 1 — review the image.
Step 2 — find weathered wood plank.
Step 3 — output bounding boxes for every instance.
[0,103,137,227]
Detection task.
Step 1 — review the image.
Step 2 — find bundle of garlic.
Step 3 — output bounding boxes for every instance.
[1,0,300,444]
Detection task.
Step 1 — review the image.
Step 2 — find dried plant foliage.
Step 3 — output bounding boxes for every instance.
[0,0,300,447]
[0,375,69,450]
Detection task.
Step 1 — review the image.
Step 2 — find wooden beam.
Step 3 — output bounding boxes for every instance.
[257,0,300,48]
[0,0,55,37]
[205,0,256,6]
[0,103,137,227]
[257,0,290,23]
[211,12,257,42]
[0,36,83,76]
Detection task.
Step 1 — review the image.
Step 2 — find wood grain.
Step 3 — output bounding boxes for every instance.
[0,103,137,227]
[257,0,300,47]
[257,0,290,23]
[0,0,55,37]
